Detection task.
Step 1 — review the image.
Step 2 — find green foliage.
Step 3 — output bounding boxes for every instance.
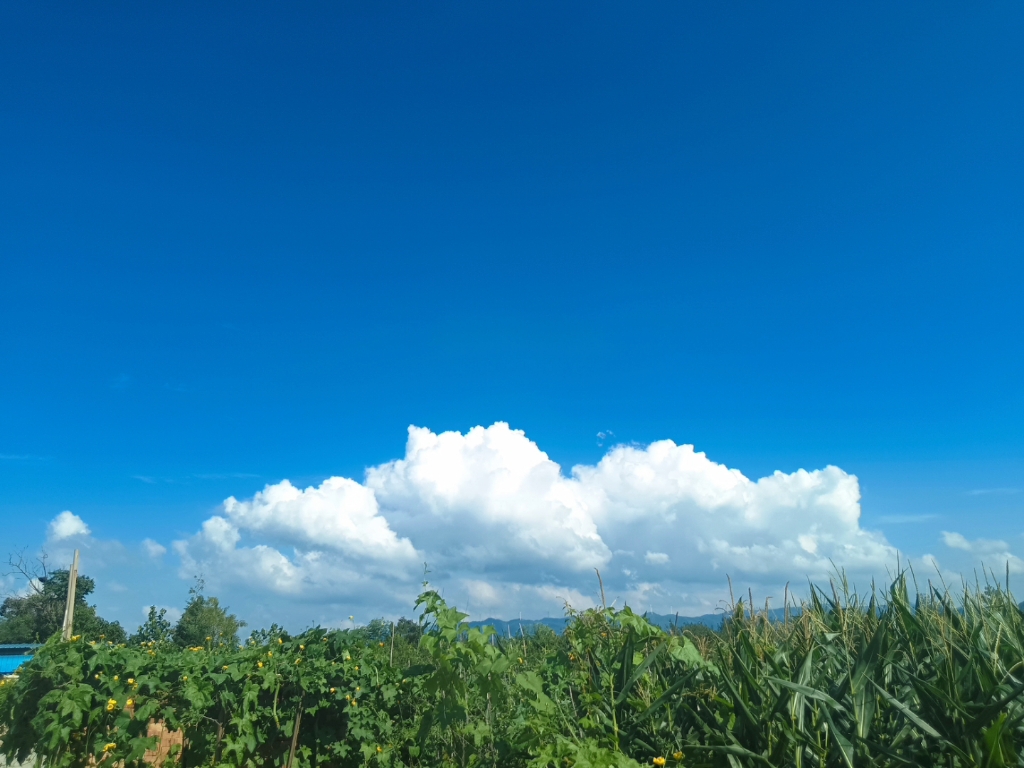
[0,568,125,644]
[171,581,245,649]
[130,606,173,645]
[4,575,1024,767]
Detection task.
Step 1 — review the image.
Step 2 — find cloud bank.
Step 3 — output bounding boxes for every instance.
[169,423,900,621]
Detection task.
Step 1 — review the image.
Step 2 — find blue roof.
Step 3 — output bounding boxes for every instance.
[0,645,39,675]
[0,655,33,675]
[0,644,41,654]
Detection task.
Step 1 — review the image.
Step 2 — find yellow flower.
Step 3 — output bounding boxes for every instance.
[113,675,119,681]
[376,746,382,753]
[206,636,212,641]
[350,700,357,707]
[356,686,361,691]
[106,699,118,712]
[653,759,666,767]
[94,674,100,680]
[268,652,273,657]
[103,742,117,753]
[354,665,359,671]
[182,676,188,681]
[71,635,81,642]
[126,698,135,707]
[258,662,264,668]
[330,687,336,694]
[673,752,683,761]
[295,658,301,665]
[379,642,385,647]
[518,657,524,664]
[223,665,229,671]
[127,678,135,685]
[299,644,305,650]
[278,638,283,645]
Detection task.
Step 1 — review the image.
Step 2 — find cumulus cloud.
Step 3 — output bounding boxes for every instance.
[173,423,901,620]
[47,511,90,540]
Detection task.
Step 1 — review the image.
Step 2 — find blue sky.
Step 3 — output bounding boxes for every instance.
[2,2,1024,628]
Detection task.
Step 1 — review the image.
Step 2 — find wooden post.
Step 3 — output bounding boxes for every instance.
[62,549,80,641]
[287,696,304,768]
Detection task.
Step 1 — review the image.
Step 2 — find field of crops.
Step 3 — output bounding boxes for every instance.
[2,575,1024,768]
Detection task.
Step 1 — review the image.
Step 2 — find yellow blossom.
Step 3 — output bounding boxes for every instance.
[653,759,666,767]
[113,675,119,681]
[376,746,382,753]
[268,652,273,657]
[278,638,283,645]
[71,635,81,641]
[299,645,304,650]
[106,699,118,712]
[127,678,135,685]
[330,687,336,694]
[295,659,301,665]
[673,753,683,761]
[103,743,117,753]
[223,665,229,670]
[126,698,135,707]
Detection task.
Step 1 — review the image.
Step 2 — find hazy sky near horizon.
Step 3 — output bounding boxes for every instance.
[3,2,1024,629]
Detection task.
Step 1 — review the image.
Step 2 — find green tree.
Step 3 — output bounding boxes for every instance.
[0,568,125,643]
[172,580,244,647]
[130,605,173,644]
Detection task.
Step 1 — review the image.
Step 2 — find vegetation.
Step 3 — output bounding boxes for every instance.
[169,580,245,649]
[0,567,125,645]
[2,574,1024,767]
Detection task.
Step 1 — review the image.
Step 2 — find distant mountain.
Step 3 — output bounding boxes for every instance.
[468,607,797,636]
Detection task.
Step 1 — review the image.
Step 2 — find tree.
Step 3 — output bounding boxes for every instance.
[0,556,126,643]
[172,580,244,648]
[395,616,423,644]
[130,606,173,644]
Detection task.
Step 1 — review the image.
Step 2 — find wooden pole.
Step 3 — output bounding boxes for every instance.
[62,549,80,641]
[389,621,395,666]
[287,696,303,768]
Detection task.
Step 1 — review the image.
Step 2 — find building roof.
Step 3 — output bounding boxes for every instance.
[0,643,42,655]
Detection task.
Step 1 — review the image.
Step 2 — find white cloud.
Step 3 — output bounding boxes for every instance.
[172,423,901,620]
[47,511,90,540]
[941,531,1024,574]
[142,539,167,558]
[942,531,972,550]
